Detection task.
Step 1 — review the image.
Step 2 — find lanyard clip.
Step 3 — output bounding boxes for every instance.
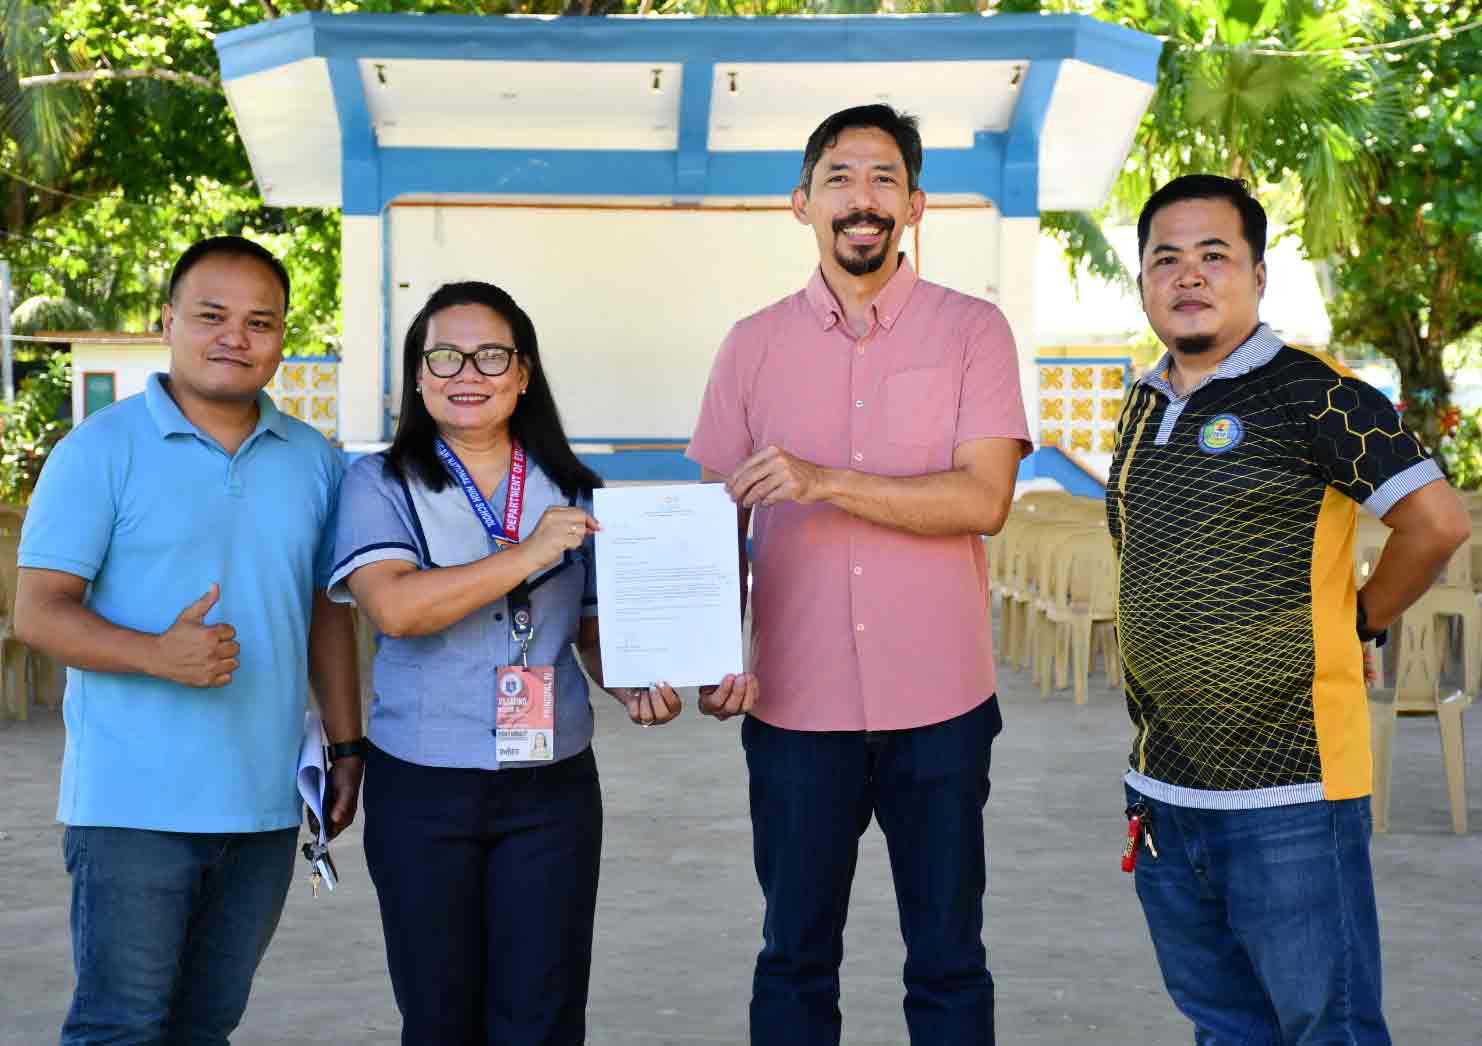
[511,603,535,668]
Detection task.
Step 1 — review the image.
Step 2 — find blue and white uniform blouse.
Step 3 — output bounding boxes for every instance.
[328,452,598,770]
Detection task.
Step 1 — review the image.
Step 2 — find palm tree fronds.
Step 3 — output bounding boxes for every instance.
[1042,210,1136,291]
[1294,125,1371,255]
[0,0,91,182]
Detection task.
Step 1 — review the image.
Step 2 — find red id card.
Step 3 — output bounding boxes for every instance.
[495,665,555,762]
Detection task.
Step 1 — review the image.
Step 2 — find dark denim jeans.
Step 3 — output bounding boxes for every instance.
[1127,786,1391,1045]
[59,825,298,1046]
[742,696,1003,1046]
[363,743,602,1046]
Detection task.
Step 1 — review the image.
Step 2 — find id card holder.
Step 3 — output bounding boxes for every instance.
[496,664,555,762]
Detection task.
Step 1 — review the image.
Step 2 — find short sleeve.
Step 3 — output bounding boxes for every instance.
[955,306,1032,456]
[18,431,116,581]
[1309,374,1444,517]
[687,324,756,477]
[326,455,422,604]
[314,449,347,590]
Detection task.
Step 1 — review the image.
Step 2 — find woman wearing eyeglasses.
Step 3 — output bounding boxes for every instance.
[327,281,682,1045]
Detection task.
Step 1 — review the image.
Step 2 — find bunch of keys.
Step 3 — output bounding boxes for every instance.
[302,840,338,898]
[1121,800,1158,872]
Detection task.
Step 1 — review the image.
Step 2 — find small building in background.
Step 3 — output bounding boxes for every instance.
[39,331,341,444]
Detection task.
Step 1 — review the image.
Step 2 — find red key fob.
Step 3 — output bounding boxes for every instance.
[1121,813,1143,873]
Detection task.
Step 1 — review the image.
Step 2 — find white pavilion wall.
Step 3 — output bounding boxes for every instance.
[381,203,1008,442]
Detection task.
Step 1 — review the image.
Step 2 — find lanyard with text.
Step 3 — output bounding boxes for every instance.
[435,438,552,761]
[434,436,538,663]
[434,437,527,552]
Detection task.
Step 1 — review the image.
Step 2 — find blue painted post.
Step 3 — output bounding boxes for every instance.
[675,62,715,200]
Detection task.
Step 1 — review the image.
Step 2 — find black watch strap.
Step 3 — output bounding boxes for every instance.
[326,738,369,763]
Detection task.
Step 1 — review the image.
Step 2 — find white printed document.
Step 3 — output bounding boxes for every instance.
[593,483,744,688]
[297,711,328,848]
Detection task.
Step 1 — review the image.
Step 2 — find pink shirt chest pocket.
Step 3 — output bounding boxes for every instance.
[883,367,957,470]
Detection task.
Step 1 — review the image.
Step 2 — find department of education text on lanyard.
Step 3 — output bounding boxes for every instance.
[435,437,554,762]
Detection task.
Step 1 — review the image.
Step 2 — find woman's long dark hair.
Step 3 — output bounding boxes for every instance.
[385,281,602,499]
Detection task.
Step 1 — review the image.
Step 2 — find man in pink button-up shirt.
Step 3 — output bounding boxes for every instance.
[688,105,1030,1046]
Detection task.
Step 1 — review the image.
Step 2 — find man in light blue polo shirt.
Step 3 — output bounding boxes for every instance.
[15,236,363,1046]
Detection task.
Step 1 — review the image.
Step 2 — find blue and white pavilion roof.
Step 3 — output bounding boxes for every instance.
[214,13,1161,217]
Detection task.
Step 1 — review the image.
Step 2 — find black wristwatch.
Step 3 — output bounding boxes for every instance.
[1356,598,1388,648]
[326,737,369,764]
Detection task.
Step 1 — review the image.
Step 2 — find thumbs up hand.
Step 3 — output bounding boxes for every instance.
[155,584,241,688]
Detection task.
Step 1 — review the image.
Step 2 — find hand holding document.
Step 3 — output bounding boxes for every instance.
[296,712,338,894]
[593,483,744,689]
[298,712,329,848]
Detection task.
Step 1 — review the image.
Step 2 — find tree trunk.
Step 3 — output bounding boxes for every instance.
[7,180,24,236]
[1389,326,1452,451]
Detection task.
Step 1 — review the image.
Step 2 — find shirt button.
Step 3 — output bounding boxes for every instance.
[852,452,863,462]
[853,566,862,575]
[855,400,864,408]
[857,346,865,356]
[856,623,865,632]
[494,612,504,622]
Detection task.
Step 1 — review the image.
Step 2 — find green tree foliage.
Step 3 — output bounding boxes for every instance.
[1,1,340,349]
[0,352,69,502]
[1089,0,1482,472]
[1437,408,1482,490]
[1326,1,1482,450]
[11,294,96,335]
[3,179,342,348]
[1099,0,1402,256]
[0,0,89,216]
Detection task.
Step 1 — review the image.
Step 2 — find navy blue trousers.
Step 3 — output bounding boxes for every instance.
[743,696,1003,1046]
[364,743,602,1046]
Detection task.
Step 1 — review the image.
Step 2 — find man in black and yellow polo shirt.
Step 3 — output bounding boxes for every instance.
[1107,175,1469,1045]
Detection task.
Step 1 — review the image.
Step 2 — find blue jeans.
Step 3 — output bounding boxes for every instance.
[1127,786,1391,1045]
[363,743,603,1046]
[742,696,1003,1046]
[59,825,298,1046]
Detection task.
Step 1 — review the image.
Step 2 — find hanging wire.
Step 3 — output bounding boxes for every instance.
[1243,15,1482,57]
[2,333,158,343]
[1143,15,1482,57]
[0,228,107,259]
[0,166,115,206]
[0,166,313,245]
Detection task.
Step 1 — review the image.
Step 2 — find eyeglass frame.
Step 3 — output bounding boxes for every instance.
[421,345,520,379]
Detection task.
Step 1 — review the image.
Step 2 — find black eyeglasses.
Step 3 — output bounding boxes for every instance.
[422,345,518,378]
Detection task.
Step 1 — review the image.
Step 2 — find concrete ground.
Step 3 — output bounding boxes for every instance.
[2,650,1480,1045]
